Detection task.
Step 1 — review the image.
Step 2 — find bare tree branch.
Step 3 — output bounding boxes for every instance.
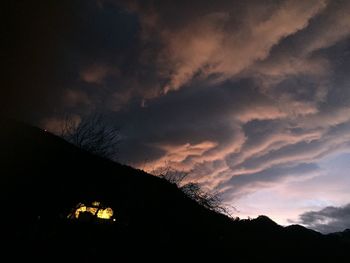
[156,166,188,186]
[61,114,120,160]
[158,167,235,218]
[180,182,233,217]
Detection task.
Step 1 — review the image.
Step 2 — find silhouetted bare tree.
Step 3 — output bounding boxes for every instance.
[180,182,233,216]
[157,166,188,185]
[61,114,119,160]
[158,167,234,217]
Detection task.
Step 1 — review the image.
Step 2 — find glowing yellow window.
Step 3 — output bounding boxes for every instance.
[68,201,115,221]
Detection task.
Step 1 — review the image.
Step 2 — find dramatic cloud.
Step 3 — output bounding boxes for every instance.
[222,163,322,199]
[293,204,350,233]
[127,0,328,93]
[6,0,350,226]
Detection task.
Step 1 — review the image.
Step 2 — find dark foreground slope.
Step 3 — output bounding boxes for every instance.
[1,120,349,262]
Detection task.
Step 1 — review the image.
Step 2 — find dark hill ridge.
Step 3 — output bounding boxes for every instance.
[1,119,349,262]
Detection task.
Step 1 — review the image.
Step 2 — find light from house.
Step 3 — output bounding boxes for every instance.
[68,201,114,221]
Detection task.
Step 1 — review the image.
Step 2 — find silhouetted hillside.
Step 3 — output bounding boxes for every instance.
[1,119,349,262]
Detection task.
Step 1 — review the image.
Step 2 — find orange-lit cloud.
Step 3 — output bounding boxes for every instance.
[133,0,328,93]
[12,0,350,229]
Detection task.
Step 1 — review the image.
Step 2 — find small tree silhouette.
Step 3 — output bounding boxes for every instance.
[61,114,119,160]
[158,167,234,217]
[157,166,188,185]
[180,182,232,216]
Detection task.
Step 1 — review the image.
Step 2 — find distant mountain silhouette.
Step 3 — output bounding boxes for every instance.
[1,119,349,262]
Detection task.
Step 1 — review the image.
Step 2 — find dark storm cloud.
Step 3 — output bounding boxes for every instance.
[110,79,285,168]
[111,81,251,164]
[293,204,350,233]
[228,122,350,174]
[109,0,350,197]
[123,0,328,93]
[5,0,350,209]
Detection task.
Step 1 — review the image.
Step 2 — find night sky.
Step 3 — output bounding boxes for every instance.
[4,0,350,232]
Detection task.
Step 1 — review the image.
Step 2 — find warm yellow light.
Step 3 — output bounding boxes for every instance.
[97,207,113,219]
[72,202,114,220]
[75,205,87,218]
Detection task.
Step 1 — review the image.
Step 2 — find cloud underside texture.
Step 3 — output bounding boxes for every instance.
[114,0,350,199]
[6,0,350,225]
